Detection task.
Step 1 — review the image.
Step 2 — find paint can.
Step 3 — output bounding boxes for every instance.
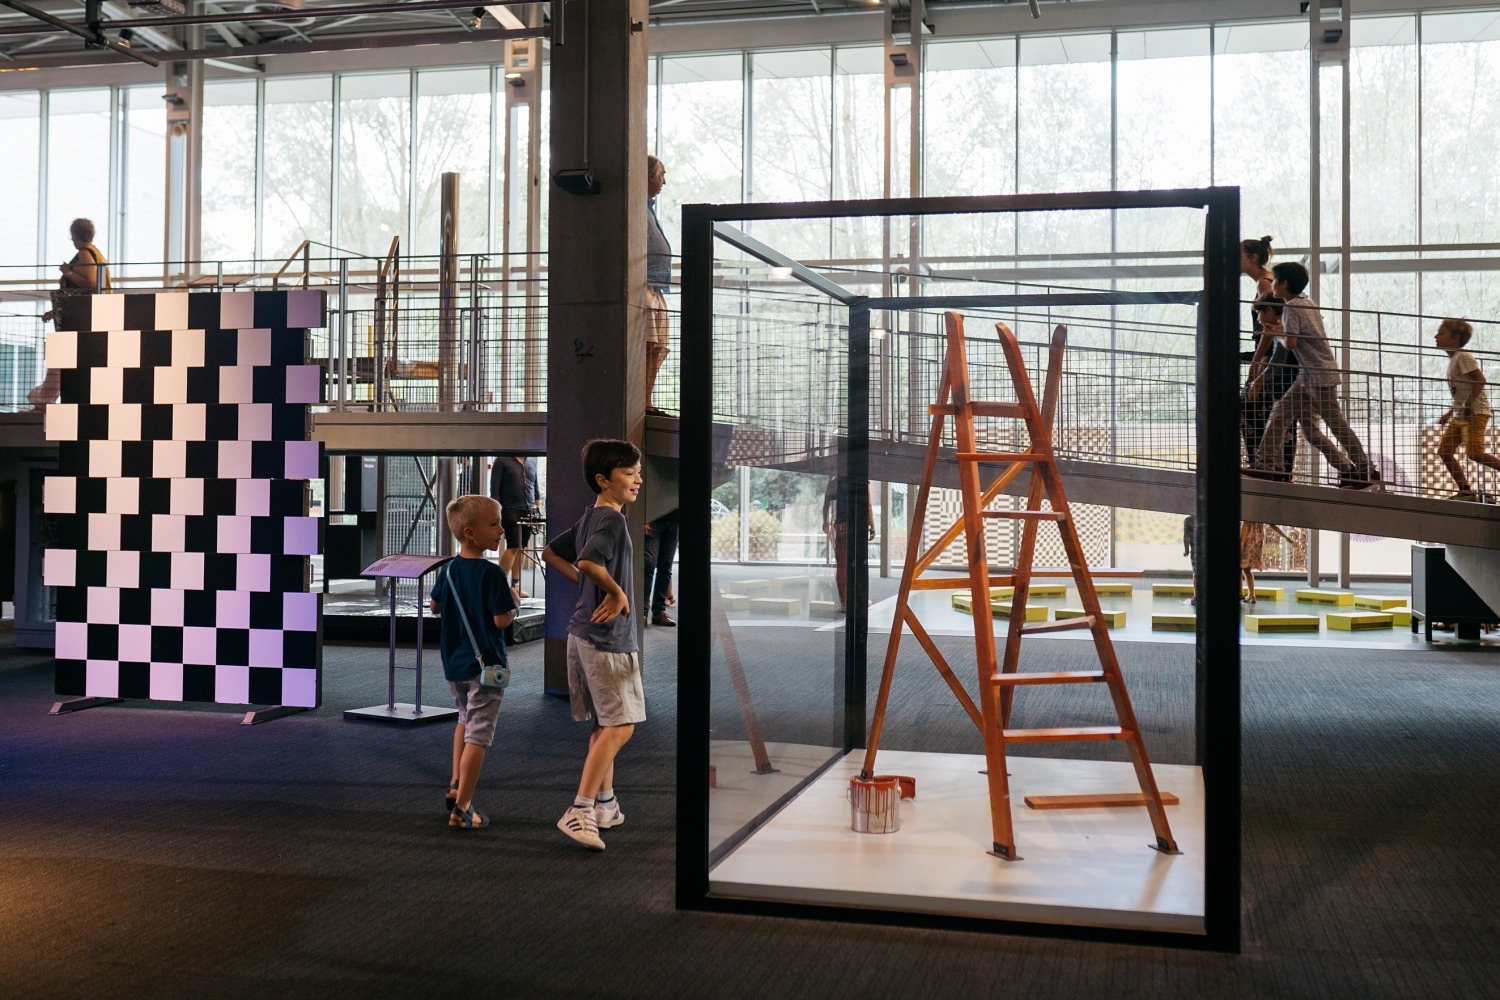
[849,774,902,834]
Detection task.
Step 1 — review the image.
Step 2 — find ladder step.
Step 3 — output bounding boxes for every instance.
[991,670,1105,686]
[956,451,1047,463]
[929,401,1027,418]
[982,510,1066,521]
[1002,726,1128,743]
[1018,616,1094,634]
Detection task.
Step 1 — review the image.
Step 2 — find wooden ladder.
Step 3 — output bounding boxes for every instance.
[861,311,1178,861]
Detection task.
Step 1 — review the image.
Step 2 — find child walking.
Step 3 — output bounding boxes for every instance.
[430,495,519,830]
[542,439,646,851]
[1239,521,1293,604]
[1248,261,1379,489]
[1433,318,1500,501]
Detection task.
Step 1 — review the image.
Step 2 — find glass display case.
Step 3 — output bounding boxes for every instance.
[677,189,1241,948]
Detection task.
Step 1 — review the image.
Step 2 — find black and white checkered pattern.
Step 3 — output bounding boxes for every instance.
[43,290,325,708]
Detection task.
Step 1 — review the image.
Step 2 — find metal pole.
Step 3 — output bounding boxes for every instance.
[439,171,460,413]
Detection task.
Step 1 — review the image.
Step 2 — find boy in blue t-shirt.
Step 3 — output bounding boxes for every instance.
[429,495,519,830]
[542,439,644,851]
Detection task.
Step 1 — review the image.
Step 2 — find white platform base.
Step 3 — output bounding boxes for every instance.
[710,749,1205,933]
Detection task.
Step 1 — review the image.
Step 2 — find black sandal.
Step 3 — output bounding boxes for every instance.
[450,805,490,830]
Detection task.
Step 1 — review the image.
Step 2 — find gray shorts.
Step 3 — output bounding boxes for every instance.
[566,636,646,727]
[449,679,504,747]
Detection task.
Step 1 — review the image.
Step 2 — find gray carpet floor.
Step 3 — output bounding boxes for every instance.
[2,609,1499,999]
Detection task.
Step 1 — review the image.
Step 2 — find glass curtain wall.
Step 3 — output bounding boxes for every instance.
[0,91,41,271]
[121,84,166,277]
[262,77,333,260]
[201,79,258,264]
[338,72,411,258]
[45,88,113,266]
[414,68,493,257]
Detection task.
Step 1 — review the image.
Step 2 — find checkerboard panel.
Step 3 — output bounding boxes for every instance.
[43,290,325,708]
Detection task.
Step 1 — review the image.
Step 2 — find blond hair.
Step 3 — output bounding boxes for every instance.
[1442,318,1474,347]
[446,494,498,541]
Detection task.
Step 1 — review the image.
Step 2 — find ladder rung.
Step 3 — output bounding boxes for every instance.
[910,576,1016,591]
[1018,617,1094,635]
[991,670,1105,686]
[1002,726,1128,743]
[956,451,1046,463]
[929,401,1028,418]
[982,510,1066,521]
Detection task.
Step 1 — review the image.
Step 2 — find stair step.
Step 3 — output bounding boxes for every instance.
[991,670,1105,686]
[1002,726,1128,743]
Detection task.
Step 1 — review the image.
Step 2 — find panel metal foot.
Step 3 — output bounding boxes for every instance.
[343,702,459,727]
[1151,838,1184,855]
[49,697,123,716]
[751,762,780,775]
[988,844,1021,862]
[241,705,311,726]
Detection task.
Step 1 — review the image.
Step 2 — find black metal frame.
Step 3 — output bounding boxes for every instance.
[678,188,1241,951]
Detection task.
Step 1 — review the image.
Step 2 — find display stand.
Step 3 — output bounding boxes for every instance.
[344,553,459,726]
[862,314,1177,861]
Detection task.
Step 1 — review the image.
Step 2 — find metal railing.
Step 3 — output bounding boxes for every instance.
[4,249,1498,504]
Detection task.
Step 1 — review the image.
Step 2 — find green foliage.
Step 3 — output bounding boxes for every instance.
[711,508,781,561]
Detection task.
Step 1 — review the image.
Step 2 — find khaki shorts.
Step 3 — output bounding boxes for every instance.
[566,635,646,727]
[645,286,669,349]
[1439,413,1492,460]
[449,679,504,747]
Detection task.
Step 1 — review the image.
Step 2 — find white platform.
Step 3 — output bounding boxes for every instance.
[709,749,1205,933]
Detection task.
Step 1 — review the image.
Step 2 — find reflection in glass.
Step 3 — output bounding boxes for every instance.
[264,77,333,259]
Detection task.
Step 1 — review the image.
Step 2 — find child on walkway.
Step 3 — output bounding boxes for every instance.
[1240,521,1293,604]
[1248,261,1379,489]
[430,495,520,831]
[1433,318,1500,501]
[542,439,645,851]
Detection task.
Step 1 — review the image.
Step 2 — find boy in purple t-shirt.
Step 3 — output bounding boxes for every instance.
[542,439,645,851]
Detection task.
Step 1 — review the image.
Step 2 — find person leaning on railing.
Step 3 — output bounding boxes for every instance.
[30,217,111,410]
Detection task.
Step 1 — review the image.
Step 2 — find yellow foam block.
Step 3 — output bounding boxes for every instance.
[1253,586,1285,601]
[739,579,773,595]
[1295,588,1354,606]
[1327,611,1395,631]
[771,577,808,596]
[1153,583,1195,597]
[718,593,750,611]
[1246,614,1321,633]
[1028,584,1067,598]
[989,586,1015,600]
[1057,608,1126,628]
[808,600,841,619]
[1151,613,1196,631]
[1093,583,1135,597]
[1354,594,1408,611]
[1388,607,1413,626]
[995,603,1049,622]
[749,597,800,616]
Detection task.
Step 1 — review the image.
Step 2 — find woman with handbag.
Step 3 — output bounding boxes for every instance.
[30,218,111,409]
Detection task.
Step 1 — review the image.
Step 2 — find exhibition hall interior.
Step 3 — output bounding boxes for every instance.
[1,0,1498,996]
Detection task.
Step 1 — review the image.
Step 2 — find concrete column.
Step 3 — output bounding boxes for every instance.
[544,0,650,693]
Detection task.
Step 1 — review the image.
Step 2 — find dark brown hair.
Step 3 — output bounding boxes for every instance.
[1240,235,1273,266]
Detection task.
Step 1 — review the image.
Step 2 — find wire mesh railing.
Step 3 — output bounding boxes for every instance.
[5,249,1500,502]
